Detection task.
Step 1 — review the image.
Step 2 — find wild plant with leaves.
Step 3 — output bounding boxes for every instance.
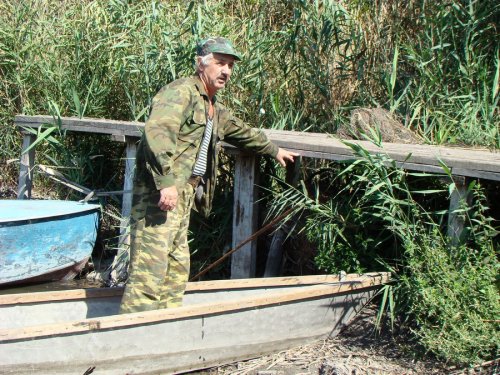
[266,139,499,365]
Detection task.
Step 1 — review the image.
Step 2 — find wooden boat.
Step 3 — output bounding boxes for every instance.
[0,272,389,374]
[0,199,100,286]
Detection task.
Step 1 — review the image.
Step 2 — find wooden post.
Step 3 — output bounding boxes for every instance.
[231,153,260,279]
[119,137,137,245]
[17,132,36,199]
[109,137,137,285]
[447,176,471,247]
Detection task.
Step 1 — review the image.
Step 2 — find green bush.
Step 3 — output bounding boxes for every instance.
[267,141,499,366]
[401,230,498,364]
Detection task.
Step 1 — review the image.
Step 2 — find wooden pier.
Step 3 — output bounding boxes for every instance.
[14,115,500,278]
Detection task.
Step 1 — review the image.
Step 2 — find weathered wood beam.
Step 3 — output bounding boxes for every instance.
[37,165,93,195]
[119,137,137,243]
[108,137,138,284]
[15,115,142,138]
[231,153,260,278]
[14,115,500,181]
[17,132,36,199]
[0,273,389,306]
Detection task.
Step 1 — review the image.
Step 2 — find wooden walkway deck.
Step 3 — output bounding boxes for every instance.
[14,115,500,278]
[15,115,500,180]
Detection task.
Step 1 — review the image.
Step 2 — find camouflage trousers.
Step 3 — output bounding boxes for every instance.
[119,182,195,314]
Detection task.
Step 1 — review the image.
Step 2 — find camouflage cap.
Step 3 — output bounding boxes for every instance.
[196,37,242,61]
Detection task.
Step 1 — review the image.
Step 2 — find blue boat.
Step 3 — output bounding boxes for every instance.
[0,200,100,286]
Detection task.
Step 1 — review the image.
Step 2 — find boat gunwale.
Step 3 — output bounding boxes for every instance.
[0,201,101,224]
[0,273,390,342]
[0,272,389,305]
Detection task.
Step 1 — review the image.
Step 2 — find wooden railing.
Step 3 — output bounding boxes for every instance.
[15,115,500,278]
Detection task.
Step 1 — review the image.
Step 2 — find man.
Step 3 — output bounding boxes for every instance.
[120,37,298,313]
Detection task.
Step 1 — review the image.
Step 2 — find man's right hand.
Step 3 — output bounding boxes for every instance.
[275,147,300,167]
[158,186,178,211]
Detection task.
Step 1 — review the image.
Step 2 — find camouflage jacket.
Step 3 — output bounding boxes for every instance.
[135,75,279,217]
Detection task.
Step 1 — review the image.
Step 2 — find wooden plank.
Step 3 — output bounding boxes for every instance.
[37,165,93,195]
[17,116,498,169]
[14,115,500,180]
[0,287,121,306]
[0,273,387,306]
[0,273,389,341]
[107,137,138,284]
[15,115,142,138]
[264,132,500,173]
[118,137,137,244]
[231,153,260,278]
[189,272,383,290]
[17,132,35,199]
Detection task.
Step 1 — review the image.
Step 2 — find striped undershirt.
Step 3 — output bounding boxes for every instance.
[192,117,213,176]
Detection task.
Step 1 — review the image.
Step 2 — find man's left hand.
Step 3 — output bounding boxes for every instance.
[275,148,300,167]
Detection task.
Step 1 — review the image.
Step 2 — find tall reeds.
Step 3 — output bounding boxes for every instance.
[1,0,497,162]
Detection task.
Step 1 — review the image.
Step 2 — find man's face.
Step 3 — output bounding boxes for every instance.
[199,53,235,95]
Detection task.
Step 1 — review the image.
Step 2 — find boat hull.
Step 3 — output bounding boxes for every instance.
[0,273,390,374]
[0,200,100,286]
